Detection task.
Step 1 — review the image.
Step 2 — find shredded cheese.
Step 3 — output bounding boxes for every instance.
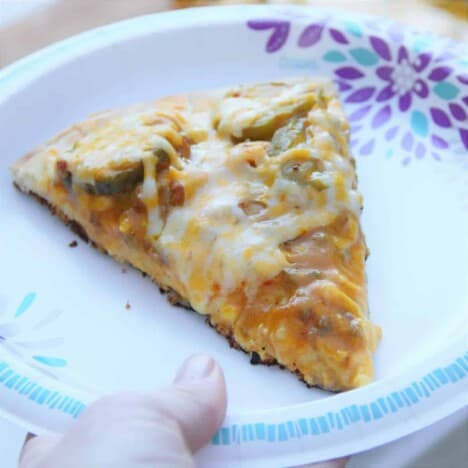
[32,79,362,309]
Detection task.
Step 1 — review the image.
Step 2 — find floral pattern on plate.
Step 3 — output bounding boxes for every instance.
[0,293,68,375]
[247,17,467,165]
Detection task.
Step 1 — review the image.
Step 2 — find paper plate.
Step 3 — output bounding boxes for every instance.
[0,5,466,467]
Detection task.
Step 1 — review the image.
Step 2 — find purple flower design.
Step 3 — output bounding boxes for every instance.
[247,17,467,163]
[298,23,323,47]
[343,40,464,159]
[247,20,290,53]
[373,46,432,112]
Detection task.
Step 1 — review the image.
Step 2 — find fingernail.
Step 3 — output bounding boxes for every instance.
[174,354,215,383]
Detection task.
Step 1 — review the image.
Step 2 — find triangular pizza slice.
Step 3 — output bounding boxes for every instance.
[12,79,381,391]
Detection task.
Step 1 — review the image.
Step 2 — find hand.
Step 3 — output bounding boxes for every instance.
[20,355,226,468]
[19,354,348,468]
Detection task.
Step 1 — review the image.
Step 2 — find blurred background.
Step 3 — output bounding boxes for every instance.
[0,0,467,67]
[0,1,467,467]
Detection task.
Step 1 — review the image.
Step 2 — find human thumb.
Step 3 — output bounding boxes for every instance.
[20,354,227,468]
[152,353,227,452]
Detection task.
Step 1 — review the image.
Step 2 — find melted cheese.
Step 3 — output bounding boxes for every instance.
[41,79,361,311]
[12,78,381,391]
[155,81,361,309]
[57,111,183,182]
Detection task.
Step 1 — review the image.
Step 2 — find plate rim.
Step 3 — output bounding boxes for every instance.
[0,5,467,466]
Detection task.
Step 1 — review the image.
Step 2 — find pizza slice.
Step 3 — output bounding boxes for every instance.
[12,79,381,391]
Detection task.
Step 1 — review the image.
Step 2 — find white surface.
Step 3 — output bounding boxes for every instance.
[0,0,463,466]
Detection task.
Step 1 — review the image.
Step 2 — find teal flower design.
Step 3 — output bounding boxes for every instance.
[0,293,68,369]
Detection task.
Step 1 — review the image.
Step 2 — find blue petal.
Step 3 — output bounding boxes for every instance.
[410,111,429,137]
[433,82,460,100]
[350,48,379,66]
[323,51,346,63]
[343,21,363,37]
[32,356,67,367]
[15,293,37,318]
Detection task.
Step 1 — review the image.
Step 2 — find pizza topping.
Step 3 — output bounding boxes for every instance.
[154,82,363,304]
[32,79,364,310]
[11,78,381,392]
[310,172,330,192]
[285,267,323,285]
[155,149,171,172]
[280,156,320,185]
[169,180,185,207]
[236,93,315,142]
[268,116,307,157]
[238,200,267,216]
[55,159,72,189]
[141,154,164,238]
[339,311,363,337]
[56,159,68,172]
[216,82,317,140]
[79,163,144,195]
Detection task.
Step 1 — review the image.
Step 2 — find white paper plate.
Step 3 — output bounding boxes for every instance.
[0,5,466,467]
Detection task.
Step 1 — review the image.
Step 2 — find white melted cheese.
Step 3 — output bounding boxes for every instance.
[58,111,181,180]
[216,82,318,139]
[154,82,361,309]
[217,97,264,138]
[34,80,362,311]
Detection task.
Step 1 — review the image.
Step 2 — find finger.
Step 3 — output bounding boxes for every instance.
[150,353,227,452]
[18,432,35,465]
[299,456,350,468]
[20,432,36,459]
[20,355,227,468]
[20,433,62,468]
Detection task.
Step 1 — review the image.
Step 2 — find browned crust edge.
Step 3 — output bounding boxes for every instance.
[14,182,329,391]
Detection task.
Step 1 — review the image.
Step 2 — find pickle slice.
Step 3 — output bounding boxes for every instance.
[240,94,315,141]
[80,163,144,195]
[281,159,318,185]
[76,149,173,195]
[268,116,307,157]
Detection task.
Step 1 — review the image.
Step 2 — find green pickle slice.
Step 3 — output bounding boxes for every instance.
[240,94,315,141]
[79,163,144,195]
